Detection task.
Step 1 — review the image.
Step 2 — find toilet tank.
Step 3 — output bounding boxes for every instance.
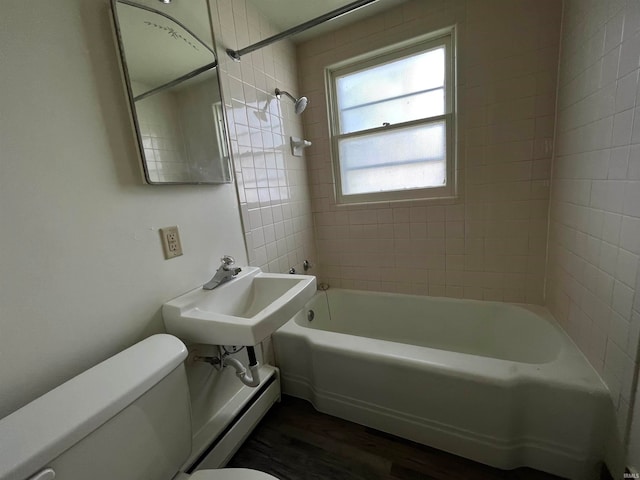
[0,334,191,480]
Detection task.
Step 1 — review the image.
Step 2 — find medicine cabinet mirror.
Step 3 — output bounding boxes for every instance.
[111,0,232,184]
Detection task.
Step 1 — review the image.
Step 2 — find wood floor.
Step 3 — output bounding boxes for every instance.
[227,395,571,480]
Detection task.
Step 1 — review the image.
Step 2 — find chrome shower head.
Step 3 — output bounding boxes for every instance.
[294,96,308,115]
[275,88,308,114]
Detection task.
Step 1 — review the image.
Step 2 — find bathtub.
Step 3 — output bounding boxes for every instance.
[272,289,610,480]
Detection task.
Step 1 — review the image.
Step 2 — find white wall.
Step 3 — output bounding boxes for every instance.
[0,0,247,418]
[546,0,640,473]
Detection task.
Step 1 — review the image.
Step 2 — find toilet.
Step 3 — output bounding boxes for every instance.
[0,334,278,480]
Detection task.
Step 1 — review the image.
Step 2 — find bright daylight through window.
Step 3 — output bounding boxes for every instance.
[327,31,455,204]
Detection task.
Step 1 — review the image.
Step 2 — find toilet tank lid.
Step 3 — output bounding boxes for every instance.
[0,334,188,480]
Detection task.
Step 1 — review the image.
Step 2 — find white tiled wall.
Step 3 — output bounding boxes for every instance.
[297,0,561,303]
[546,0,640,463]
[136,90,190,182]
[209,0,316,274]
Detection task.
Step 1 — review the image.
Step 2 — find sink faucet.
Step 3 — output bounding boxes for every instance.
[203,255,242,290]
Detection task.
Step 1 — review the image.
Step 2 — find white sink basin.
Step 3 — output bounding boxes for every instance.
[162,267,316,346]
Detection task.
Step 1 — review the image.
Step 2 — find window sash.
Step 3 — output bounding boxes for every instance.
[336,114,447,142]
[335,115,454,203]
[338,88,445,135]
[326,30,456,204]
[335,45,447,134]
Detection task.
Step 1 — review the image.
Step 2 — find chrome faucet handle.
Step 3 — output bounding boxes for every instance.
[220,255,235,267]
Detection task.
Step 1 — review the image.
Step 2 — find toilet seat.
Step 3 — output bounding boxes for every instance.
[190,468,279,480]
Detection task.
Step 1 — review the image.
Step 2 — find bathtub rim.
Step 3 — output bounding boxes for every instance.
[273,288,612,479]
[279,288,609,395]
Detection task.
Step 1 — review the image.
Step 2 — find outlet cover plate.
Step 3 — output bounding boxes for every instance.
[160,226,183,259]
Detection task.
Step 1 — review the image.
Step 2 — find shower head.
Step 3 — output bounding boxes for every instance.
[275,88,308,114]
[294,96,308,115]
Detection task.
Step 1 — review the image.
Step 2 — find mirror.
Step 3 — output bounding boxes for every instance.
[111,0,231,184]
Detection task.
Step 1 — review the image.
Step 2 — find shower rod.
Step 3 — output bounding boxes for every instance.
[225,0,379,61]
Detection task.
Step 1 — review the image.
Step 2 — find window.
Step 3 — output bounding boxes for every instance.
[327,31,456,204]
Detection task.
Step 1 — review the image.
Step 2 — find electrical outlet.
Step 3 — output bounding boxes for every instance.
[159,226,183,259]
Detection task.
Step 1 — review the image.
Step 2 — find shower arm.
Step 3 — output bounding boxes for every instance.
[226,0,379,61]
[276,89,297,103]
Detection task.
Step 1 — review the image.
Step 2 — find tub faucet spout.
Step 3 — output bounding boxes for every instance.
[203,255,241,290]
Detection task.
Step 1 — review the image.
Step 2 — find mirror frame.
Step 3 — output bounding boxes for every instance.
[110,0,233,185]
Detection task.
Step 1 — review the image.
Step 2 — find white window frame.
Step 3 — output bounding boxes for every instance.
[326,29,456,205]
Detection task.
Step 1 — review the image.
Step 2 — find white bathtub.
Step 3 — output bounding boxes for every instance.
[273,289,611,480]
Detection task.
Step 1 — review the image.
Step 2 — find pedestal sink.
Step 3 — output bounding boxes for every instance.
[162,267,316,346]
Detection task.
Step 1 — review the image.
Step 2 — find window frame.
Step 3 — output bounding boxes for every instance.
[326,29,457,205]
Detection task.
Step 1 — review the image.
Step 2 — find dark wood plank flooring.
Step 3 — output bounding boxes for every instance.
[227,395,571,480]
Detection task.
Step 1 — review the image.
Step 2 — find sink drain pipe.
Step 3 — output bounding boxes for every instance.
[223,346,260,387]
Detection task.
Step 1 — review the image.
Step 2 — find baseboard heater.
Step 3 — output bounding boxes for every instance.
[185,366,280,473]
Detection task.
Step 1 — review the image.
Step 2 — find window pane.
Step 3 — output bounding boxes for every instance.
[339,121,446,196]
[340,88,444,133]
[336,46,445,133]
